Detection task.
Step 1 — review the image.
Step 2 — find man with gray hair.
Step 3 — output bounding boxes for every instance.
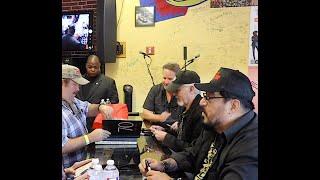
[150,70,204,152]
[139,67,257,180]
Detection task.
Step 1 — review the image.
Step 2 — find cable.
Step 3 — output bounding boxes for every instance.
[117,0,125,28]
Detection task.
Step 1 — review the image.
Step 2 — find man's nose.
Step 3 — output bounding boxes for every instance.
[199,97,207,106]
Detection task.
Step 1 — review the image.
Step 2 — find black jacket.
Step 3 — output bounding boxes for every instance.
[171,110,258,180]
[162,94,203,152]
[77,74,119,104]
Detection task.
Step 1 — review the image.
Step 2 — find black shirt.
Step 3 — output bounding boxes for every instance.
[171,110,258,180]
[162,94,204,152]
[143,83,184,125]
[77,74,119,104]
[77,73,119,132]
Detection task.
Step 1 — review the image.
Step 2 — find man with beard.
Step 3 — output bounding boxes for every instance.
[62,64,113,168]
[139,67,258,180]
[141,63,184,126]
[149,70,204,152]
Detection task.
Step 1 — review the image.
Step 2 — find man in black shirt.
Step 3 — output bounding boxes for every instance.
[141,63,184,126]
[77,55,119,132]
[150,70,203,152]
[139,67,258,180]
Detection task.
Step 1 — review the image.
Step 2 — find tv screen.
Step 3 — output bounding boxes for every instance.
[62,11,93,51]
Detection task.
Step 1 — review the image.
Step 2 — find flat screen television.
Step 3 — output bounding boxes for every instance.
[62,11,93,51]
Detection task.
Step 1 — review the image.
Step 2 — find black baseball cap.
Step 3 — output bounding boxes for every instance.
[165,70,200,92]
[194,67,255,101]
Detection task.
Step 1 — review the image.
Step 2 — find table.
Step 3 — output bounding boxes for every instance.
[85,120,171,179]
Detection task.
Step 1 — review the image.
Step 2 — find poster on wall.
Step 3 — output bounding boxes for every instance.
[210,0,258,8]
[248,6,258,66]
[248,66,258,113]
[140,0,188,22]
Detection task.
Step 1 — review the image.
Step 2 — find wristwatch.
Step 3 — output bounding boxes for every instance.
[161,161,170,172]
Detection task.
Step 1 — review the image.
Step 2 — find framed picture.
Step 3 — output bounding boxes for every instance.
[135,6,155,27]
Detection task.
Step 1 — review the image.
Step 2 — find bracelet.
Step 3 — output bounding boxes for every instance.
[84,135,90,145]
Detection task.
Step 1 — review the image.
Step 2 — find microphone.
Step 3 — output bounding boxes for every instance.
[188,54,200,62]
[139,51,150,58]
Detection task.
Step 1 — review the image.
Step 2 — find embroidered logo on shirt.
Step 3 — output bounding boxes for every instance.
[194,139,218,180]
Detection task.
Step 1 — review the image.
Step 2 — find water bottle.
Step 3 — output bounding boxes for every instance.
[100,99,106,105]
[88,158,99,178]
[106,98,111,104]
[89,164,103,180]
[103,160,119,180]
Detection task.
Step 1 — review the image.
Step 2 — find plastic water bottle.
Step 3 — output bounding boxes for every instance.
[89,164,103,180]
[100,99,106,105]
[88,158,99,178]
[106,98,111,104]
[103,160,119,180]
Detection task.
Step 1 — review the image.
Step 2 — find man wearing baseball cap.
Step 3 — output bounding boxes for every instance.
[150,70,204,152]
[62,64,113,168]
[139,67,258,180]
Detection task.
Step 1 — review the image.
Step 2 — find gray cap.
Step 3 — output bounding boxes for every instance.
[62,64,89,85]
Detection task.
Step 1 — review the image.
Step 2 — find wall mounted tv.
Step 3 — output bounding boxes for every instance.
[62,11,93,51]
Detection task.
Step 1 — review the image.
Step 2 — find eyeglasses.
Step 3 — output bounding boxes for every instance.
[202,92,224,100]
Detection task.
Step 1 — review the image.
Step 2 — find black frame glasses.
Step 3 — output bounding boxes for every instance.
[202,92,225,100]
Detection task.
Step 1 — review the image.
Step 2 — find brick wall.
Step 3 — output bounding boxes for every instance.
[62,0,96,11]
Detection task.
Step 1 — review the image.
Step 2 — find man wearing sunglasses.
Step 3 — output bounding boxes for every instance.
[139,67,258,180]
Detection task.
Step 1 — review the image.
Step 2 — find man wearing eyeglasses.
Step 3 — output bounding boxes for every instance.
[149,70,204,152]
[139,67,258,180]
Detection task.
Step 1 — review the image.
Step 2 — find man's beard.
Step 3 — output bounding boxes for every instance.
[177,99,184,106]
[202,112,215,131]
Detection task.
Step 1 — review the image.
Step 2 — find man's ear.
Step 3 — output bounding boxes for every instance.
[189,85,194,92]
[230,99,241,113]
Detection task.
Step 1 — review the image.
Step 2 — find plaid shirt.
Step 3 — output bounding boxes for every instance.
[62,98,89,168]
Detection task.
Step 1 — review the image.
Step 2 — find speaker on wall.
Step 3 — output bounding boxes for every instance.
[96,0,117,63]
[183,46,187,60]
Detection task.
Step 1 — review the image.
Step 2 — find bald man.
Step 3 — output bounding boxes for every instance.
[77,55,119,131]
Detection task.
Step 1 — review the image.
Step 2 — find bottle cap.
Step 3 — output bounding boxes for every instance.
[94,164,103,171]
[107,160,114,165]
[92,158,99,164]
